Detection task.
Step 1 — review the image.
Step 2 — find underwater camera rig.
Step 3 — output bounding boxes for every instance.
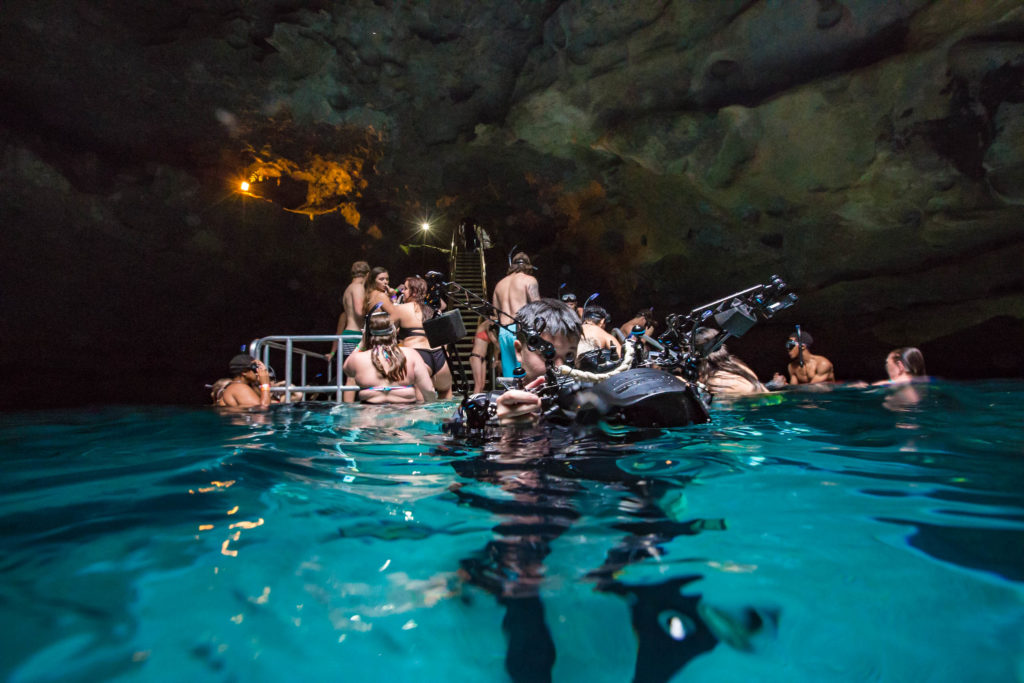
[648,275,798,380]
[442,275,797,432]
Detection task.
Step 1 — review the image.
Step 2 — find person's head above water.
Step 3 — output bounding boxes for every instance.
[363,306,396,345]
[786,329,813,359]
[229,353,256,377]
[886,347,926,381]
[513,298,582,382]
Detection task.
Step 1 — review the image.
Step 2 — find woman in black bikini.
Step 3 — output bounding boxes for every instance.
[391,276,453,399]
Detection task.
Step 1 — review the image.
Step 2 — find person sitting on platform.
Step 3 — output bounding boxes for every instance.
[694,327,766,396]
[392,275,453,399]
[578,305,622,358]
[211,354,272,408]
[343,307,437,404]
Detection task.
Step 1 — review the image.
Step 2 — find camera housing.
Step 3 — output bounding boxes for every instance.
[651,275,798,380]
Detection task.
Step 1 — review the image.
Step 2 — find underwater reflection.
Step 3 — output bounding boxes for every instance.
[444,423,776,683]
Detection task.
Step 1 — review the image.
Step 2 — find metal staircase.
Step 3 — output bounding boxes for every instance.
[446,238,491,392]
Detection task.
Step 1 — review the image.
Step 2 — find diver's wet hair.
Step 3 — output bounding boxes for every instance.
[892,347,926,376]
[515,298,582,344]
[582,305,609,324]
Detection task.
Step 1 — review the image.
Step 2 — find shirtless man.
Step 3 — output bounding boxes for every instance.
[578,305,622,357]
[330,261,370,360]
[212,354,272,408]
[774,329,834,385]
[343,309,437,404]
[328,261,370,402]
[492,252,539,376]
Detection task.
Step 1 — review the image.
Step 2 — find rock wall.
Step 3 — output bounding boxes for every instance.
[1,0,1022,406]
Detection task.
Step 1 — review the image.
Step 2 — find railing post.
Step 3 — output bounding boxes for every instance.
[285,338,293,404]
[336,346,343,403]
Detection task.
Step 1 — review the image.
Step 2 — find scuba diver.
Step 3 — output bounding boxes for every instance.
[432,275,796,680]
[444,275,797,436]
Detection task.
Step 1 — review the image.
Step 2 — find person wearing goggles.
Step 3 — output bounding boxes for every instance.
[773,327,834,385]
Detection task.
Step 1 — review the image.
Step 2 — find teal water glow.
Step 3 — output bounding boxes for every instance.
[1,381,1023,681]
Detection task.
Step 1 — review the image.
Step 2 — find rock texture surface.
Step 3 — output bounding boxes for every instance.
[2,0,1023,405]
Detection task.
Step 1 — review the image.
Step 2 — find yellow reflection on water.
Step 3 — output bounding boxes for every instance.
[229,519,264,530]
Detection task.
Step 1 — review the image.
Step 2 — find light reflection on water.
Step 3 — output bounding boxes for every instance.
[0,381,1022,681]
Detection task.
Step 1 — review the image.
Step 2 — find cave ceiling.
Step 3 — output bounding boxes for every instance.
[2,0,1024,400]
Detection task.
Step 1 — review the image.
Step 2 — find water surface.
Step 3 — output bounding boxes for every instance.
[1,380,1023,681]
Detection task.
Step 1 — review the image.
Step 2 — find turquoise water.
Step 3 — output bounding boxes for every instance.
[1,381,1023,682]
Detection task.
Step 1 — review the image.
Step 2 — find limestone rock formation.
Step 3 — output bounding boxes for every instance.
[1,0,1022,405]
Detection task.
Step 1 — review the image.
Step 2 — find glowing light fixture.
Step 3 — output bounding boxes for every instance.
[240,181,250,192]
[421,222,430,231]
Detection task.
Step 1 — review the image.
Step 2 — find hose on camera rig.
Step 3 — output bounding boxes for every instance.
[552,340,635,382]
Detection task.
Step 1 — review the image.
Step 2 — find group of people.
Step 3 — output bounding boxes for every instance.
[328,262,453,404]
[212,250,928,413]
[211,260,453,406]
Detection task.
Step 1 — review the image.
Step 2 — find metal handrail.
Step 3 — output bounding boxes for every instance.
[448,227,458,289]
[249,335,358,403]
[449,224,488,299]
[477,225,487,297]
[446,223,495,392]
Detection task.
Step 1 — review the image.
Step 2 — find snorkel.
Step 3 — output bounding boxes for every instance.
[795,324,805,368]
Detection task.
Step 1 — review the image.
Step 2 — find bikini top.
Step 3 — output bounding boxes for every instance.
[358,385,415,402]
[396,304,435,340]
[397,327,426,340]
